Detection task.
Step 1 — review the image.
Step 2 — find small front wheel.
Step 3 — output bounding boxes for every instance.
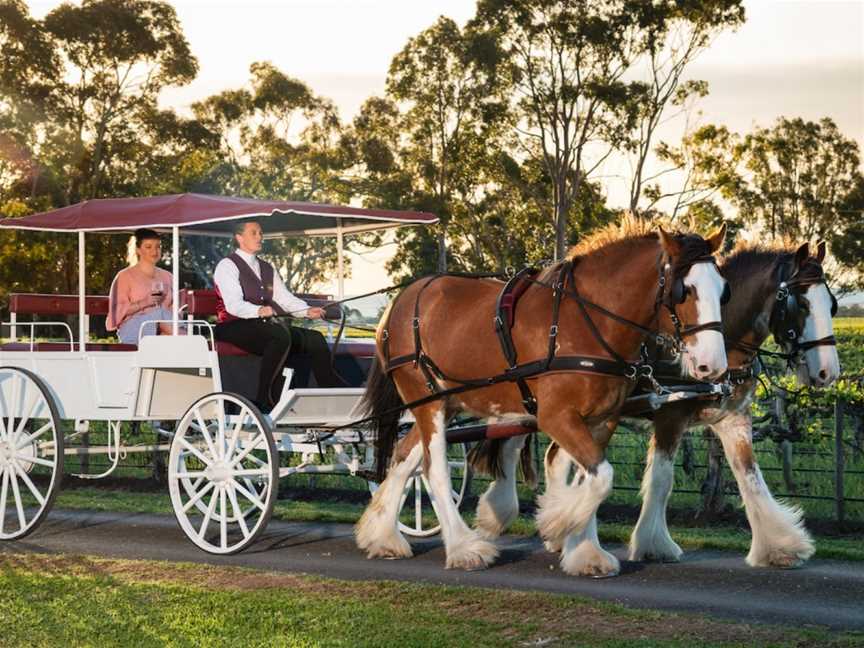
[168,392,278,554]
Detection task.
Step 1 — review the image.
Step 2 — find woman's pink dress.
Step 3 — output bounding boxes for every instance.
[107,266,174,342]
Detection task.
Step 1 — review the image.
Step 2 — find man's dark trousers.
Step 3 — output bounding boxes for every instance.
[214,318,345,407]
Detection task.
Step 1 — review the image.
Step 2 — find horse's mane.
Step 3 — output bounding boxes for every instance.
[721,244,794,284]
[720,242,799,344]
[566,213,664,258]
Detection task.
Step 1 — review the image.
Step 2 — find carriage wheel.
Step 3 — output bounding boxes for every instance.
[368,441,470,538]
[0,366,64,540]
[168,392,278,554]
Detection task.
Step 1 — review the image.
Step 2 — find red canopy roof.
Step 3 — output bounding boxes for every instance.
[0,193,437,236]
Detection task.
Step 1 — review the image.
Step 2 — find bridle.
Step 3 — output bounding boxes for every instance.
[769,261,838,365]
[655,253,729,355]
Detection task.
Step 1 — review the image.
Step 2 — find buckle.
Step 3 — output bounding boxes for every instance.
[625,365,638,380]
[549,324,559,337]
[412,317,420,329]
[381,329,389,341]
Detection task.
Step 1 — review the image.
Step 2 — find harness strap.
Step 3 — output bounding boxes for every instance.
[797,335,837,351]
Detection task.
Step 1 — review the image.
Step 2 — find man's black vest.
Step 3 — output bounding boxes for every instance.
[215,253,288,322]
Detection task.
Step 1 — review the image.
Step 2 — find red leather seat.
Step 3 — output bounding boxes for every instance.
[0,342,138,352]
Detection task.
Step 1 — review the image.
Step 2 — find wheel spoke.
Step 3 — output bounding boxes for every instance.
[182,480,215,513]
[12,395,40,441]
[12,463,45,506]
[219,487,228,549]
[232,479,266,511]
[8,465,27,530]
[15,454,54,469]
[7,374,21,443]
[216,399,227,461]
[229,434,264,467]
[178,437,213,467]
[193,411,218,459]
[174,470,207,479]
[15,422,53,451]
[224,412,249,463]
[0,469,8,534]
[197,487,219,540]
[414,477,422,530]
[231,468,269,478]
[227,484,250,539]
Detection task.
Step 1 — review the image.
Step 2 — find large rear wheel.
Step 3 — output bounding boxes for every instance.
[0,366,64,540]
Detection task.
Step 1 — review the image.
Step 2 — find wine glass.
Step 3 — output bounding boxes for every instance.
[151,280,165,305]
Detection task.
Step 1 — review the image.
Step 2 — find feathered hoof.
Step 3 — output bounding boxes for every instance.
[544,539,563,554]
[746,539,814,569]
[355,510,412,560]
[445,533,499,571]
[474,495,518,540]
[535,496,576,547]
[628,534,683,563]
[561,545,620,578]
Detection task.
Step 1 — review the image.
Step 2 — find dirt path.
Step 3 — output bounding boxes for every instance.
[4,509,863,631]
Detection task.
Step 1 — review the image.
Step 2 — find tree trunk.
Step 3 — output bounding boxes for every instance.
[437,229,447,273]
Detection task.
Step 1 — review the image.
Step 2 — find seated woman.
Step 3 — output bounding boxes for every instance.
[106,228,175,344]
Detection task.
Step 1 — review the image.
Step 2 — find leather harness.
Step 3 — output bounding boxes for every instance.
[380,251,722,417]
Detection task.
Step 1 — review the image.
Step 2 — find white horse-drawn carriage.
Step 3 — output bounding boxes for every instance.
[0,194,476,554]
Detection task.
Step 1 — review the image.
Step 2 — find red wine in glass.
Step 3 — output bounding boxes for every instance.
[151,280,165,303]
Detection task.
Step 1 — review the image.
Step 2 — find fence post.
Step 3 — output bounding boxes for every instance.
[834,399,845,525]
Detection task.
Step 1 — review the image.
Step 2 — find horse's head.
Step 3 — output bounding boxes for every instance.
[770,241,841,387]
[658,224,729,381]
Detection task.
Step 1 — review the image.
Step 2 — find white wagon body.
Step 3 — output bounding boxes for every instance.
[0,194,469,553]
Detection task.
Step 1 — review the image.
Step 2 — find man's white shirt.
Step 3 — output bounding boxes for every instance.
[213,248,310,319]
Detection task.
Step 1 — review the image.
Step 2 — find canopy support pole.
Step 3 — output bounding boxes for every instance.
[78,231,85,352]
[172,226,179,335]
[336,221,345,300]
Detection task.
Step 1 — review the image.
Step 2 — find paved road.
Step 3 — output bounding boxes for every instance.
[3,509,863,631]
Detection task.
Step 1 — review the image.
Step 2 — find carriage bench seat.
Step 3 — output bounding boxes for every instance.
[0,342,138,352]
[3,293,133,351]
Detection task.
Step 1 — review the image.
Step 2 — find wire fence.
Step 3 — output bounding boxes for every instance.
[64,393,863,525]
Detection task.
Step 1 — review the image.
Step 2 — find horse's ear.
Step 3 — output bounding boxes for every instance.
[658,227,681,258]
[816,240,827,263]
[794,242,810,269]
[706,222,727,254]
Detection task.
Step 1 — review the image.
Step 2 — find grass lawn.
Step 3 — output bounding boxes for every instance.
[46,485,864,562]
[1,552,861,648]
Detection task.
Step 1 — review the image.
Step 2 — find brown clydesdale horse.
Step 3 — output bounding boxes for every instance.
[475,241,840,570]
[356,222,728,576]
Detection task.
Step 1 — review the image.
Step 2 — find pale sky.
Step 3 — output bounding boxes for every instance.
[25,0,864,296]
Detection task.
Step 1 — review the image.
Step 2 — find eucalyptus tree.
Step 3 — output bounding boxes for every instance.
[622,0,745,215]
[0,0,58,202]
[385,15,508,271]
[473,0,648,261]
[41,0,198,202]
[189,63,347,292]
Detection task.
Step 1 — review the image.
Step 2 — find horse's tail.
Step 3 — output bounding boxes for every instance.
[467,436,538,488]
[359,356,404,481]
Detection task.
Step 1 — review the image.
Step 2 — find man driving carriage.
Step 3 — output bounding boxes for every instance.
[213,220,346,409]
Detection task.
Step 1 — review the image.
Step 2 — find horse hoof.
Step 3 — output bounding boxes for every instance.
[629,542,683,563]
[561,547,620,578]
[445,535,498,571]
[544,539,563,554]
